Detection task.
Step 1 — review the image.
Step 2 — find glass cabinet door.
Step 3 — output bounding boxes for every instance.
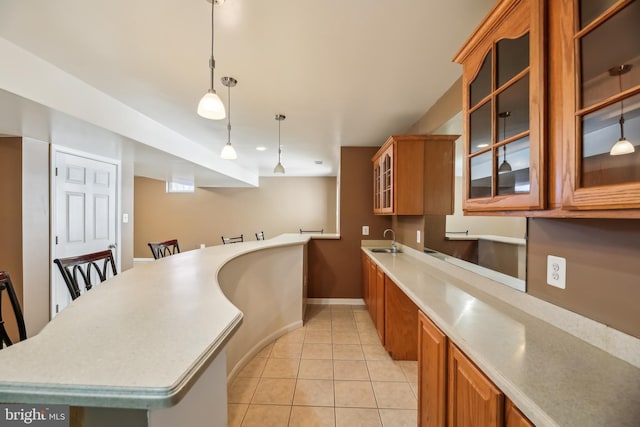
[454,0,546,212]
[562,0,640,210]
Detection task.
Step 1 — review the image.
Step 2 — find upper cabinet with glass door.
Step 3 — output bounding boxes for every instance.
[559,0,640,211]
[454,0,545,212]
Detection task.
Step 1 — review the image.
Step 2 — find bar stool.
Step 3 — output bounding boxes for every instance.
[221,235,244,244]
[0,271,27,348]
[148,239,181,259]
[53,249,118,300]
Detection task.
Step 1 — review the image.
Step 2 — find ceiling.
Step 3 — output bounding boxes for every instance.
[0,0,496,186]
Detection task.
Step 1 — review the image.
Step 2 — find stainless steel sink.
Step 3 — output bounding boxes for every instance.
[371,248,401,253]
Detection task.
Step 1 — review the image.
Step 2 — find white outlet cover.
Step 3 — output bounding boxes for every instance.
[362,225,369,236]
[546,255,566,289]
[416,230,421,243]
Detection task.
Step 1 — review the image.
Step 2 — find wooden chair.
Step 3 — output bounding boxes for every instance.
[255,231,265,241]
[300,228,324,234]
[0,271,27,348]
[221,234,244,244]
[53,250,118,300]
[148,239,181,259]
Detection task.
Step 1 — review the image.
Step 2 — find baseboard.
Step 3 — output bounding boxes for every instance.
[306,298,365,306]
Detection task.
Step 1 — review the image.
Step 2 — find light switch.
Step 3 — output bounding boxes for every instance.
[122,213,129,224]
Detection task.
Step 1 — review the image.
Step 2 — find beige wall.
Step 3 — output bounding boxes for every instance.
[133,176,337,257]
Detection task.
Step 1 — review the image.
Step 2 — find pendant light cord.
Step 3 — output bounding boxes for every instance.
[618,69,625,139]
[209,1,215,91]
[278,119,282,161]
[227,82,231,142]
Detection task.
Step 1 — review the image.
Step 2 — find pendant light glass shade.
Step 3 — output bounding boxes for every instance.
[220,76,238,159]
[609,65,635,156]
[198,0,226,120]
[274,114,286,174]
[221,141,237,159]
[610,137,635,156]
[198,90,225,119]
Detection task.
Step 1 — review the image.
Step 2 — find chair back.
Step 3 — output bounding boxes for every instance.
[255,231,265,241]
[300,228,324,234]
[0,271,27,348]
[221,234,244,244]
[148,239,181,259]
[53,250,118,300]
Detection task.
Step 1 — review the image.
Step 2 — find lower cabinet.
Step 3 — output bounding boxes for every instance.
[448,342,503,427]
[375,266,385,343]
[418,310,534,427]
[385,276,419,360]
[418,310,447,427]
[365,255,385,345]
[505,399,535,427]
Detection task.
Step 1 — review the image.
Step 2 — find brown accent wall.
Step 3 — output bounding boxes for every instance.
[0,137,23,342]
[308,147,391,298]
[527,218,640,338]
[134,176,337,257]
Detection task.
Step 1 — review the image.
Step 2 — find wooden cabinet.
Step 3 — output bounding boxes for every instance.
[418,311,447,427]
[384,277,418,360]
[554,0,640,212]
[363,254,385,345]
[454,0,546,213]
[505,398,534,427]
[374,265,385,343]
[373,135,456,215]
[454,0,640,217]
[418,310,534,427]
[448,342,504,427]
[361,252,370,310]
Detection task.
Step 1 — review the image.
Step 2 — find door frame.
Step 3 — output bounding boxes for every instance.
[49,145,122,318]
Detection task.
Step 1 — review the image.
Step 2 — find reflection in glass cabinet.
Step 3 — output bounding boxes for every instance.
[576,0,639,190]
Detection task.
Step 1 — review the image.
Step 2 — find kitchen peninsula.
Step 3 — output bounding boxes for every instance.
[0,234,324,427]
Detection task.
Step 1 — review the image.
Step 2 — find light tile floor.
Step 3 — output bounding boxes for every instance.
[228,304,418,427]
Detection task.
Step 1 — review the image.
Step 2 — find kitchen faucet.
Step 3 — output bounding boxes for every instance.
[383,229,398,253]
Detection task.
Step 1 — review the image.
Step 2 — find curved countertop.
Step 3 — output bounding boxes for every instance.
[0,234,315,409]
[362,246,640,427]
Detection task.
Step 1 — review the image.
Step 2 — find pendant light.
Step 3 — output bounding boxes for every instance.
[220,76,237,159]
[274,114,286,174]
[498,111,512,173]
[197,0,226,120]
[609,64,635,156]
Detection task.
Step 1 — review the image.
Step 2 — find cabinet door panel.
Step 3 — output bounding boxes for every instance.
[448,343,503,427]
[375,267,385,343]
[505,398,534,427]
[384,278,418,360]
[418,311,447,427]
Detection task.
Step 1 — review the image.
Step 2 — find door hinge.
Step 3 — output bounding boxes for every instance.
[55,236,59,245]
[55,167,58,177]
[55,304,59,314]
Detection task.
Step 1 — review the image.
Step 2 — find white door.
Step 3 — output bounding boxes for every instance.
[52,150,118,316]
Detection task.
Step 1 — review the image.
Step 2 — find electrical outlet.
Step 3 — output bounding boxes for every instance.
[416,230,421,243]
[546,255,566,289]
[122,213,129,224]
[362,225,369,236]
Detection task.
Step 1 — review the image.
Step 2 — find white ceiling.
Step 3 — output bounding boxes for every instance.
[0,0,495,185]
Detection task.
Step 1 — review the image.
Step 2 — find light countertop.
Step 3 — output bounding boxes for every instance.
[0,234,312,409]
[362,246,640,427]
